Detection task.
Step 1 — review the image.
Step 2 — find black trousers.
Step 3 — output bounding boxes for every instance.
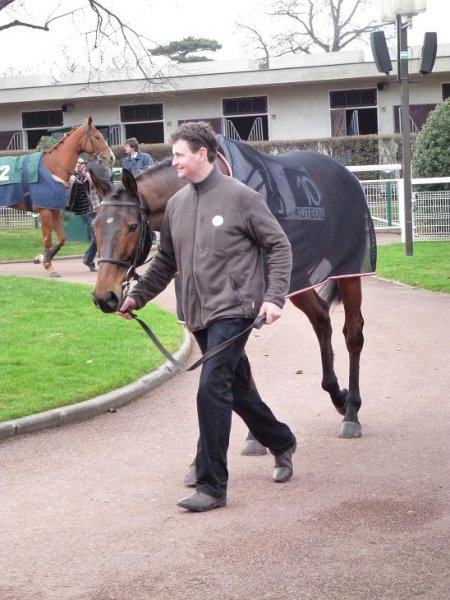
[193,318,296,499]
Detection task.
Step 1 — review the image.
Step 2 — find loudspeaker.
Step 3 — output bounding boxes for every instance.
[419,32,437,74]
[371,31,392,75]
[377,81,388,91]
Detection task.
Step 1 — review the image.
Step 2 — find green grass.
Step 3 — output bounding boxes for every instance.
[1,235,448,422]
[0,277,185,422]
[0,228,85,260]
[376,241,450,293]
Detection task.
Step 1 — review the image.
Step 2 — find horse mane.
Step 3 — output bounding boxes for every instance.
[135,157,173,179]
[42,119,91,155]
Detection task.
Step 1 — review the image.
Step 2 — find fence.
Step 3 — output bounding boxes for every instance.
[349,165,450,241]
[1,167,450,241]
[0,206,37,228]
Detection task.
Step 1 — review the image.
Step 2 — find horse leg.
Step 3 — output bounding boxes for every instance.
[289,288,354,433]
[36,210,65,277]
[336,277,364,439]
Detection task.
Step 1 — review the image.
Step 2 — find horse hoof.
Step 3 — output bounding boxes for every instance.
[50,271,61,278]
[241,439,267,456]
[33,254,44,264]
[339,421,362,438]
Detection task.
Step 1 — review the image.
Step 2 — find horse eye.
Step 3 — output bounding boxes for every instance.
[128,223,138,232]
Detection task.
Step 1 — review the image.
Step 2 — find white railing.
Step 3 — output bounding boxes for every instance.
[348,165,450,241]
[2,162,449,241]
[6,131,23,151]
[0,207,38,228]
[247,117,264,142]
[109,125,121,146]
[222,119,241,140]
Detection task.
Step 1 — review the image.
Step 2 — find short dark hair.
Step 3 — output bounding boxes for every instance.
[170,121,217,163]
[125,137,139,151]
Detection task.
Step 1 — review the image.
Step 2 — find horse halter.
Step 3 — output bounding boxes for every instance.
[80,126,111,163]
[97,197,153,288]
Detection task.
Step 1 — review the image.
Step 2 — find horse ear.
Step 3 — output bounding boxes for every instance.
[122,168,139,198]
[87,115,93,128]
[90,171,111,197]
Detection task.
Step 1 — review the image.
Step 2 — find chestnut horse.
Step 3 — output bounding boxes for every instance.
[0,116,115,276]
[91,149,376,441]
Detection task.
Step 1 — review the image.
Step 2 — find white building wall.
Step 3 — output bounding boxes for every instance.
[1,47,450,149]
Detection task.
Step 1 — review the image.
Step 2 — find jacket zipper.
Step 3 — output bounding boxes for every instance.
[191,185,203,328]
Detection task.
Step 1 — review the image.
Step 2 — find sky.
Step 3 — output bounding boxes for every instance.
[0,0,449,76]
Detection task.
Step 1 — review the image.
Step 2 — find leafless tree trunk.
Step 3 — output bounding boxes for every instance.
[238,0,384,62]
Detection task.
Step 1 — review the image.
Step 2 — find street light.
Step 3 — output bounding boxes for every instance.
[380,0,427,256]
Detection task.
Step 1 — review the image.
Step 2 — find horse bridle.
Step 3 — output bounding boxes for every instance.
[80,126,111,163]
[97,197,153,290]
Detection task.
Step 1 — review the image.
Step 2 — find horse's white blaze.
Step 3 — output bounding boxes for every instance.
[106,217,114,224]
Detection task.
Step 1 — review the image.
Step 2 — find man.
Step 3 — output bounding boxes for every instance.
[118,122,296,512]
[122,137,154,175]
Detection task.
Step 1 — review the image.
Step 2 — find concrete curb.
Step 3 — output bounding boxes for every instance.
[0,328,192,441]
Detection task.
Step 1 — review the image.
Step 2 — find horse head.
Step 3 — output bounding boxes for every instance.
[91,169,153,313]
[79,116,115,167]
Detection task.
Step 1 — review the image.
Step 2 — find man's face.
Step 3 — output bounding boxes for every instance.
[124,144,133,155]
[172,140,205,181]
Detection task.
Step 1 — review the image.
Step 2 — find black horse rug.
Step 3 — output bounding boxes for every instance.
[0,153,68,210]
[216,135,377,298]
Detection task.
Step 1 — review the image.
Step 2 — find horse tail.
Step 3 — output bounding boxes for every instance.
[318,279,342,308]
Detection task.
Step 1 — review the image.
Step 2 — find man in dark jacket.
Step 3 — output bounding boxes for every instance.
[122,137,154,175]
[119,122,296,512]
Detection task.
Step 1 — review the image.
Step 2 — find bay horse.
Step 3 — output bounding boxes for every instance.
[0,116,115,277]
[91,141,376,441]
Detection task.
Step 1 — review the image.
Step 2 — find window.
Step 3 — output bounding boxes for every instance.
[394,104,436,133]
[120,104,163,122]
[329,88,378,136]
[442,83,450,100]
[222,96,268,141]
[330,89,377,109]
[120,103,164,143]
[223,96,267,116]
[22,110,63,129]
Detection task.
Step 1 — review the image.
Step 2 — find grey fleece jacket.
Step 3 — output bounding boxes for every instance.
[129,166,292,332]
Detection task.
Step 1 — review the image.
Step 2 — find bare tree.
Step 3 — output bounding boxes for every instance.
[238,0,383,63]
[0,0,162,81]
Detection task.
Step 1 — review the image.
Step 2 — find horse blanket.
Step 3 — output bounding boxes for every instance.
[0,153,68,210]
[216,135,377,297]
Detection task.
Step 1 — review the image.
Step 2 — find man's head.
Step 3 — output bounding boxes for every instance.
[124,137,139,155]
[171,122,217,182]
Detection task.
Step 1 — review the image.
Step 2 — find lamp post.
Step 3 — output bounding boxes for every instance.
[397,13,414,256]
[381,0,427,256]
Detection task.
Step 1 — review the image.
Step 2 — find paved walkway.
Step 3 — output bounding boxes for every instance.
[1,237,450,599]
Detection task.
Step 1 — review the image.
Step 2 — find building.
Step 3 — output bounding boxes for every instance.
[1,43,450,151]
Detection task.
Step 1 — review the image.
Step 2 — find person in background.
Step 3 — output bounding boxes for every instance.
[68,159,110,272]
[118,122,296,513]
[122,137,154,176]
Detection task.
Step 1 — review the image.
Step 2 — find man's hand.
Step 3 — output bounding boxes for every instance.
[259,301,282,325]
[117,296,137,319]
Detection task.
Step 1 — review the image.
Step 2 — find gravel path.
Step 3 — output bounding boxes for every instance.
[1,236,449,599]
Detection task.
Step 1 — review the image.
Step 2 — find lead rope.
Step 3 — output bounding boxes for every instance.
[128,312,266,372]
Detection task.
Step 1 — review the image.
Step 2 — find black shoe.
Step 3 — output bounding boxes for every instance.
[86,263,97,272]
[272,440,296,483]
[177,491,227,512]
